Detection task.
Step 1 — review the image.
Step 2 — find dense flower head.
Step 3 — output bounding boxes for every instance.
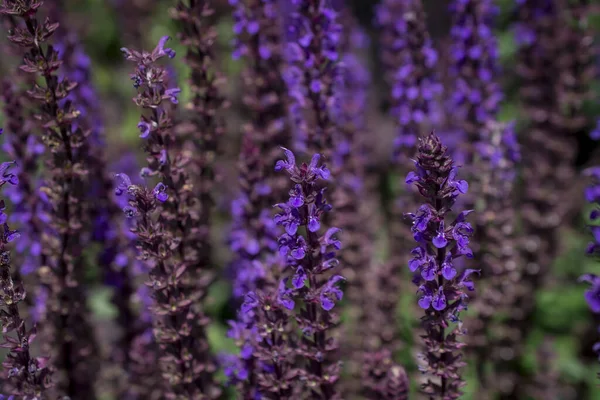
[272,147,343,397]
[448,0,502,145]
[376,0,442,154]
[405,132,477,398]
[283,0,341,153]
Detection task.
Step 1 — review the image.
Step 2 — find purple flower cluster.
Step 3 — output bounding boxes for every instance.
[283,0,341,154]
[448,0,502,146]
[468,122,523,394]
[271,148,344,397]
[376,0,442,154]
[406,133,478,398]
[172,0,227,271]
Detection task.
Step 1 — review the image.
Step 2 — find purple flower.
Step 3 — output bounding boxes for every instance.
[433,221,448,248]
[277,278,295,310]
[154,35,176,59]
[137,120,151,138]
[320,275,345,311]
[275,147,296,172]
[152,182,168,202]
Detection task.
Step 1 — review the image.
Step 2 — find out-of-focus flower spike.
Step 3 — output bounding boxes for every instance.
[1,2,100,397]
[283,0,341,156]
[0,159,54,397]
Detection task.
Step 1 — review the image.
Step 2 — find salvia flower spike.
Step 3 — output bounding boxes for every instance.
[274,148,343,399]
[119,36,220,398]
[406,133,478,399]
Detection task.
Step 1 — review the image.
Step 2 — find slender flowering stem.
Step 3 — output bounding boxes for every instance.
[514,1,580,394]
[406,133,478,399]
[274,148,343,399]
[1,1,100,397]
[119,36,220,398]
[330,10,381,394]
[228,0,291,300]
[0,157,53,397]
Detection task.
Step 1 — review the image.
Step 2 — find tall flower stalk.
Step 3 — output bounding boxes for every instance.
[228,0,291,299]
[516,0,576,293]
[0,157,53,397]
[55,30,138,388]
[171,0,227,272]
[225,2,292,395]
[376,2,441,353]
[1,2,100,397]
[406,133,478,398]
[467,122,522,395]
[274,149,344,399]
[514,2,580,395]
[119,36,221,398]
